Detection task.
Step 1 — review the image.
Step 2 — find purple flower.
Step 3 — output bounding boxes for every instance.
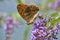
[31,17,47,40]
[3,16,20,37]
[56,23,60,29]
[48,0,60,10]
[31,16,60,40]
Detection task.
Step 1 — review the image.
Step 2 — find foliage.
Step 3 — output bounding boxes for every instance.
[16,0,22,3]
[47,0,55,2]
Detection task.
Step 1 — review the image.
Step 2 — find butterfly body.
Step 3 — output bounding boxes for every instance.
[17,4,39,25]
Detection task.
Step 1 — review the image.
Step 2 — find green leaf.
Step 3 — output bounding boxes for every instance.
[51,12,58,17]
[45,12,59,27]
[51,17,60,26]
[16,0,22,3]
[56,17,60,22]
[51,19,56,26]
[47,0,55,2]
[46,21,51,27]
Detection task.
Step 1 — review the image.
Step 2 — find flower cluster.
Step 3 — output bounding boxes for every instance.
[3,16,20,37]
[31,16,60,40]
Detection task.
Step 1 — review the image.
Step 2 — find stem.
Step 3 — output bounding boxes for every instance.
[6,36,10,40]
[23,25,31,40]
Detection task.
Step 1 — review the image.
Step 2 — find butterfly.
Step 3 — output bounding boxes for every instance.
[17,3,39,25]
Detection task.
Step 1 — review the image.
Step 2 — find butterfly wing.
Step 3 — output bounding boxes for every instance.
[17,4,28,20]
[27,5,39,24]
[17,4,39,25]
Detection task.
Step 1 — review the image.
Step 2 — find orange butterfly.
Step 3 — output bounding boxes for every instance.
[17,4,39,25]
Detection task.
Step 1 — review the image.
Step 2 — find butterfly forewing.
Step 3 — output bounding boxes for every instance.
[17,4,28,20]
